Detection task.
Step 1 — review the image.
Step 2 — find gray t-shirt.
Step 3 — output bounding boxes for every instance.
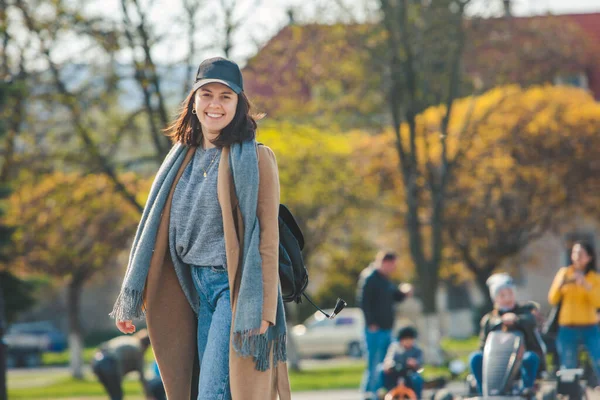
[169,146,227,267]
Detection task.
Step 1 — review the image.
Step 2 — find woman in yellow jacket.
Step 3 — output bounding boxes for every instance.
[548,242,600,381]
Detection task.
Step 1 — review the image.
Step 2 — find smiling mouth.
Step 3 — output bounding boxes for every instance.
[206,112,224,119]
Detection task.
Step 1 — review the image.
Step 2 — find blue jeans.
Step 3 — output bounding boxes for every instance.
[361,329,392,396]
[470,350,539,393]
[557,325,600,381]
[192,265,232,400]
[378,365,423,398]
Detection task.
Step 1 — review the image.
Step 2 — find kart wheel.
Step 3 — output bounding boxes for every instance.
[348,341,363,358]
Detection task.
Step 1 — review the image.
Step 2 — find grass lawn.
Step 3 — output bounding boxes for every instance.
[9,377,146,399]
[8,362,457,399]
[9,337,479,398]
[40,337,480,368]
[42,348,156,367]
[440,336,479,358]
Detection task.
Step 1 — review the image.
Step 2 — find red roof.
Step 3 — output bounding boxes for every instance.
[244,13,600,119]
[554,13,600,99]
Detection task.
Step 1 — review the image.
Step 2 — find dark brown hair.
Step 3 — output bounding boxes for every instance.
[376,250,397,264]
[573,241,596,274]
[164,88,258,147]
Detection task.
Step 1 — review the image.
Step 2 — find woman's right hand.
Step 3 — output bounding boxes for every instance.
[116,320,136,334]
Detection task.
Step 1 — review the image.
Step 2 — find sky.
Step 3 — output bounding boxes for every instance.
[10,0,600,70]
[93,0,600,65]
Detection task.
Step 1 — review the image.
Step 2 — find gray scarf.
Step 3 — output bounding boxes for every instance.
[110,140,286,371]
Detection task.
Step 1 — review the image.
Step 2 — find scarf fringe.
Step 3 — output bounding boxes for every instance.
[233,330,287,372]
[108,287,145,320]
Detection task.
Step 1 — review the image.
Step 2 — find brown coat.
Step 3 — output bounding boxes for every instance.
[142,145,292,400]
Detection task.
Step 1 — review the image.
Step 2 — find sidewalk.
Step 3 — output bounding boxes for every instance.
[293,390,360,400]
[292,382,465,399]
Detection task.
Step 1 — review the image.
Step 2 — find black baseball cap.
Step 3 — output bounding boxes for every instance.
[192,57,243,94]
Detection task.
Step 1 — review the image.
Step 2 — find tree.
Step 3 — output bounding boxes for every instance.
[444,85,600,309]
[372,0,475,362]
[243,23,385,130]
[311,235,377,316]
[120,0,172,159]
[13,0,146,213]
[0,79,14,400]
[258,123,373,266]
[7,173,142,379]
[360,85,600,312]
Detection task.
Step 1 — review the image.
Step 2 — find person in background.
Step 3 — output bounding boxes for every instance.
[377,326,424,399]
[469,273,541,396]
[357,251,413,400]
[91,329,153,400]
[148,360,166,400]
[548,242,600,387]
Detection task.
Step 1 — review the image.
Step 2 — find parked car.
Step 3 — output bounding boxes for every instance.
[291,307,365,359]
[4,321,67,368]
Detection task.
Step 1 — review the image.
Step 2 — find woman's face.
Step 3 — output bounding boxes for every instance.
[194,83,238,136]
[572,244,591,270]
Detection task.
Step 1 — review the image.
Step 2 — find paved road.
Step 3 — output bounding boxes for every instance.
[293,383,465,400]
[293,390,360,400]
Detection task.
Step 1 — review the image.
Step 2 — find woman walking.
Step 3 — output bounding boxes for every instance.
[110,57,291,400]
[548,242,600,385]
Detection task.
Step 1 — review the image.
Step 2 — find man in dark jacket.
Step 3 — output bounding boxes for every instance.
[469,273,543,395]
[357,251,413,400]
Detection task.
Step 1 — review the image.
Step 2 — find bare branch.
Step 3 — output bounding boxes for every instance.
[15,0,143,214]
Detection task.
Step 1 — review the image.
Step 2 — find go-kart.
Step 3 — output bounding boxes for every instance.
[379,363,423,400]
[555,368,590,400]
[465,331,556,400]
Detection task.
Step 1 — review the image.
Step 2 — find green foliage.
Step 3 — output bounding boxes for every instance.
[0,272,37,324]
[258,122,376,266]
[82,330,124,348]
[311,235,377,312]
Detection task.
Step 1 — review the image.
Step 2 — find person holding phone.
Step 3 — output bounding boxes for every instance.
[548,242,600,386]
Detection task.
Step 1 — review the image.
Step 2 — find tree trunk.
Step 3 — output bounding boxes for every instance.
[474,272,494,315]
[67,281,84,380]
[419,267,438,315]
[0,281,7,400]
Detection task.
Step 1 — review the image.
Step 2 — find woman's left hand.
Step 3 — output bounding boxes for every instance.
[259,320,271,334]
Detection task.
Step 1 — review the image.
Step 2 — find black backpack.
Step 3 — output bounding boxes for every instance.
[278,204,308,303]
[278,204,346,318]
